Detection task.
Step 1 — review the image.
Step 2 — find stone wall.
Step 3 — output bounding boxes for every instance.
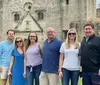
[0,0,99,42]
[0,0,3,41]
[70,21,100,41]
[97,8,100,18]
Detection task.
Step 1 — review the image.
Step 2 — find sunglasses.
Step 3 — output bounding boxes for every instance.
[68,33,76,35]
[16,40,22,43]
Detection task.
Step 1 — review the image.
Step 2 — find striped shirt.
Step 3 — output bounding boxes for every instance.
[26,42,42,67]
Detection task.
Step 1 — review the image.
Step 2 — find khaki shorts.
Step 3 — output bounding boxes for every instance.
[0,66,8,79]
[39,71,59,85]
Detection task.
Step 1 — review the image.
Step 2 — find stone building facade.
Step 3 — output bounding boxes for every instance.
[97,8,100,18]
[0,0,98,41]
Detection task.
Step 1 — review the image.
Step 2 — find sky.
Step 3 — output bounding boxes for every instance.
[96,0,100,8]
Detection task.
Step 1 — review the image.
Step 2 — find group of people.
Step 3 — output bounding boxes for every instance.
[0,23,100,85]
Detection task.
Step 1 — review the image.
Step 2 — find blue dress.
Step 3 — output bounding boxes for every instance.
[11,49,27,85]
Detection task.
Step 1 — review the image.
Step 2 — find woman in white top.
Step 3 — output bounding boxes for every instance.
[59,28,80,85]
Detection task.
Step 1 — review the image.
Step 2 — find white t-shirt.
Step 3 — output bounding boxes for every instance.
[60,42,80,71]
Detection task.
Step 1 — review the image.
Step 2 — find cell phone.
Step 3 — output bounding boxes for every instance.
[79,71,82,77]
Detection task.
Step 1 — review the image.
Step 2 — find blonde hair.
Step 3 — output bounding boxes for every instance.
[15,37,25,52]
[65,28,79,49]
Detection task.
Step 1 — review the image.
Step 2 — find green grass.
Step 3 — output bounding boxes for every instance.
[59,78,82,85]
[78,77,82,85]
[0,77,82,85]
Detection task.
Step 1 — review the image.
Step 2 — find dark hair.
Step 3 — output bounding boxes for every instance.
[7,29,15,34]
[25,32,38,51]
[84,23,94,29]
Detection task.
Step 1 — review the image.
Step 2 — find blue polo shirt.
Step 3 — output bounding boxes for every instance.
[42,37,62,73]
[0,40,14,67]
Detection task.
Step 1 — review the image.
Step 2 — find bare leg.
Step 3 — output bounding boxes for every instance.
[1,79,7,85]
[8,76,11,85]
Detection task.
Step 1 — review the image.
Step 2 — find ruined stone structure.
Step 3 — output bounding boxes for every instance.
[97,8,100,18]
[0,0,99,41]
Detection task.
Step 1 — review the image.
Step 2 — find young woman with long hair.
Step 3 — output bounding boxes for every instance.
[59,28,80,85]
[8,37,26,85]
[24,32,42,85]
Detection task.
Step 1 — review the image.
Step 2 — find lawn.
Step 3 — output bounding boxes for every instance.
[59,78,82,85]
[0,77,82,85]
[78,77,82,85]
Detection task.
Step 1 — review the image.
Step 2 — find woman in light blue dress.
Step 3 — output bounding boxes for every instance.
[8,37,27,85]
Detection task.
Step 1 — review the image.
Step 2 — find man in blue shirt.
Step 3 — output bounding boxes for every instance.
[40,27,62,85]
[0,29,15,85]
